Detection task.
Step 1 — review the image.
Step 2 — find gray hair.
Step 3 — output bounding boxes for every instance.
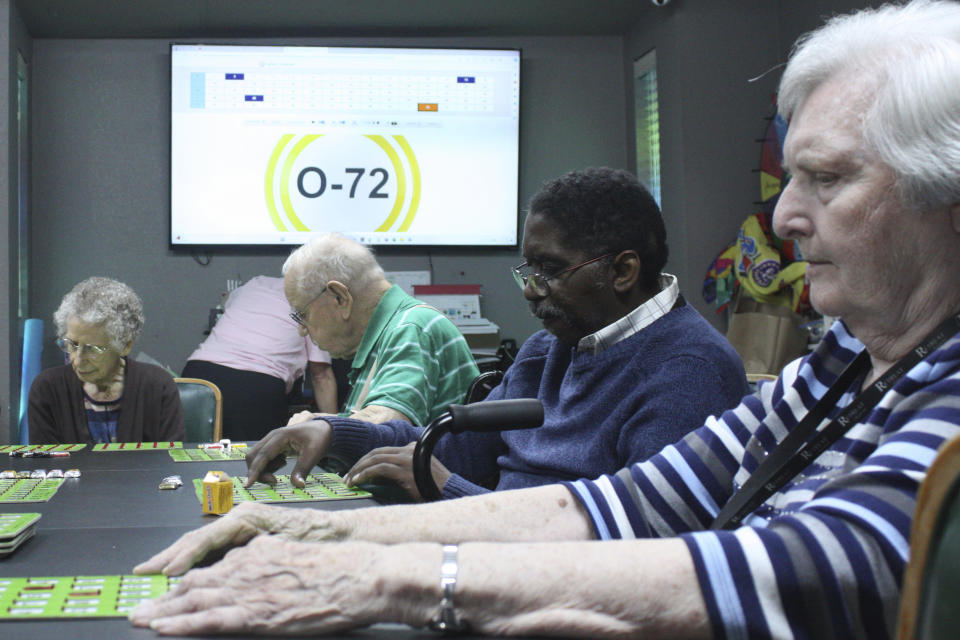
[778,0,960,211]
[53,277,145,350]
[282,233,385,298]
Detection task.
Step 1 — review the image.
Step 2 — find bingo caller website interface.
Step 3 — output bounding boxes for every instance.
[170,45,521,247]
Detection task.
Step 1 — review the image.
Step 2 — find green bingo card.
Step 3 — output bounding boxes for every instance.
[0,444,85,453]
[0,478,64,503]
[92,442,183,451]
[0,512,40,538]
[169,447,247,462]
[0,575,179,619]
[0,513,40,557]
[192,473,371,504]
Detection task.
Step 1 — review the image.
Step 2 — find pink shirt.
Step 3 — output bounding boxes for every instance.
[186,276,330,392]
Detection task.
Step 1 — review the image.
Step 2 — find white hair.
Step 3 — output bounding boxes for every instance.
[282,233,386,298]
[778,0,960,210]
[53,277,144,349]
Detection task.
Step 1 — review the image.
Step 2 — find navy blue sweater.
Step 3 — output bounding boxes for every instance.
[327,303,748,498]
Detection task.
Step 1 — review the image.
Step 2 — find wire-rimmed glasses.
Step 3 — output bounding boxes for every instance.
[511,253,614,297]
[56,337,110,358]
[289,287,327,327]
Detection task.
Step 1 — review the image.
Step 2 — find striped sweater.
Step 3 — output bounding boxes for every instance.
[565,319,960,639]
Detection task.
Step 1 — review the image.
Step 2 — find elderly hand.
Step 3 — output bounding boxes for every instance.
[132,502,349,577]
[342,442,452,502]
[130,536,435,636]
[244,420,334,488]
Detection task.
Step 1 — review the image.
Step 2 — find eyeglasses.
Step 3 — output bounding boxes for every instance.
[511,253,615,297]
[289,287,327,327]
[57,337,110,357]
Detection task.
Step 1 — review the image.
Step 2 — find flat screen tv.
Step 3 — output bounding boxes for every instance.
[170,44,521,247]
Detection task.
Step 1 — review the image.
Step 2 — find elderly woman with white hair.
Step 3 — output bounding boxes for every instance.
[28,277,184,445]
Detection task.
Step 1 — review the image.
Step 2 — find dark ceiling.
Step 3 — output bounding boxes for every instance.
[15,0,664,39]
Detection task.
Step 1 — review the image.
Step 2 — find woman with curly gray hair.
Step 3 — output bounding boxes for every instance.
[28,277,184,444]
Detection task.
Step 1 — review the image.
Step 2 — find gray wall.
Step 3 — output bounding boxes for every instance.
[779,0,872,47]
[624,1,781,328]
[30,35,627,374]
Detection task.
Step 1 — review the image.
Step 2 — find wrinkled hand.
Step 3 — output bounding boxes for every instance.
[342,442,452,502]
[131,536,405,636]
[245,421,333,488]
[132,502,344,577]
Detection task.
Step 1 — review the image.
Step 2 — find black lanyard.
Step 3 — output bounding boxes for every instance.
[711,312,960,530]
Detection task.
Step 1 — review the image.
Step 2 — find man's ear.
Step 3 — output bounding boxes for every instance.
[951,203,960,234]
[326,281,353,318]
[611,250,642,293]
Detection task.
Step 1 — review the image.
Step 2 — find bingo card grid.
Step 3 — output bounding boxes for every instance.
[192,473,372,504]
[0,512,40,537]
[169,448,247,462]
[92,442,183,451]
[0,575,179,619]
[0,444,86,453]
[0,478,65,503]
[0,512,40,557]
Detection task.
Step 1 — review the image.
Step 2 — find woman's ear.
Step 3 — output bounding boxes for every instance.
[120,340,134,357]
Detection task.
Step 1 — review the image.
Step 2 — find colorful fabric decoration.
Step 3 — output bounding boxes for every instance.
[704,212,810,314]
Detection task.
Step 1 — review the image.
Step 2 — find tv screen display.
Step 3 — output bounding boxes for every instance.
[170,44,521,247]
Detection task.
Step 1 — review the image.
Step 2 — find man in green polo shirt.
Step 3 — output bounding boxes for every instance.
[253,232,479,485]
[287,232,478,426]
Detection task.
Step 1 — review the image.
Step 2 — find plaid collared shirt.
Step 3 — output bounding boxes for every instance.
[576,273,679,355]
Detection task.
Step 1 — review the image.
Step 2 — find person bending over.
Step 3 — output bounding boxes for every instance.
[182,275,337,441]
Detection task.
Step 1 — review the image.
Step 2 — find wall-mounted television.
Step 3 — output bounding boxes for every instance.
[170,44,521,247]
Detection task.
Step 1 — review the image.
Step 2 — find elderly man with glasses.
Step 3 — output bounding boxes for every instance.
[247,168,748,498]
[244,232,480,484]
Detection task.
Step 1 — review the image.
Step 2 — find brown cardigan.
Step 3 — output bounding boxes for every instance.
[27,359,185,444]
